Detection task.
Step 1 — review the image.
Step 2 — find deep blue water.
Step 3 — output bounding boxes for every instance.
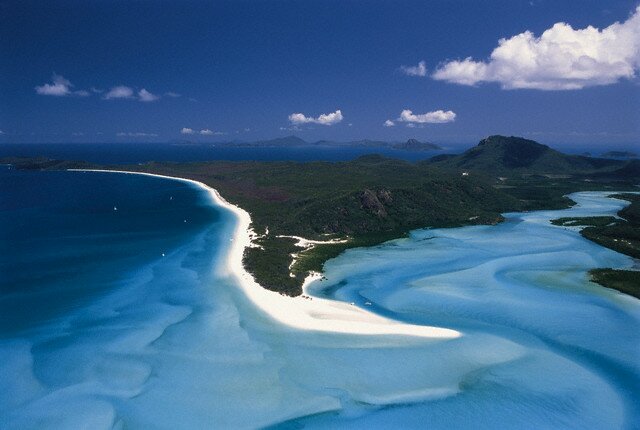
[1,142,636,165]
[1,165,639,429]
[0,142,443,164]
[0,167,222,335]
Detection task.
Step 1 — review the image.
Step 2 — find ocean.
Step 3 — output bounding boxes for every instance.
[0,142,633,165]
[1,164,639,429]
[0,142,443,164]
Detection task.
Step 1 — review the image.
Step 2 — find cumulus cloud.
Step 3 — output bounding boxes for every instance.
[104,86,135,99]
[35,77,176,100]
[138,88,160,102]
[400,60,427,77]
[35,74,83,96]
[398,109,456,124]
[288,109,343,126]
[116,132,158,137]
[181,127,223,136]
[200,129,225,136]
[383,120,395,127]
[433,6,640,90]
[280,126,301,131]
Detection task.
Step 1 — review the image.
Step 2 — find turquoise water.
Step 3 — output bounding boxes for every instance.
[1,167,638,429]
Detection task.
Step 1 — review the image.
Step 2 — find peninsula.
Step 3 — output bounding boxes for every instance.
[4,136,640,298]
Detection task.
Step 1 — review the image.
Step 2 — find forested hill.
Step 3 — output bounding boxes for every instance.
[429,135,634,177]
[3,135,639,296]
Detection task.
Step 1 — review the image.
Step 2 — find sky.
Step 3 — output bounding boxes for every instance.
[1,0,639,147]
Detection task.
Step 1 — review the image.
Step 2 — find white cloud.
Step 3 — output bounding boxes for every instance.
[288,109,343,126]
[35,74,93,97]
[104,86,135,99]
[35,74,73,96]
[433,6,640,90]
[138,88,160,102]
[182,127,223,136]
[288,113,312,124]
[383,120,395,127]
[400,60,427,77]
[34,77,174,101]
[200,129,225,136]
[398,109,456,124]
[0,130,4,134]
[116,132,158,137]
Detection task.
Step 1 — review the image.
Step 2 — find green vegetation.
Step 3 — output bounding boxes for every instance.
[4,135,639,298]
[551,194,640,259]
[495,176,637,211]
[429,135,628,175]
[589,269,640,299]
[551,216,617,227]
[618,193,640,225]
[582,223,640,259]
[116,156,515,295]
[551,193,640,297]
[244,236,303,296]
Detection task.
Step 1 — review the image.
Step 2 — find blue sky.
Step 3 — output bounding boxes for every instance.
[1,0,639,146]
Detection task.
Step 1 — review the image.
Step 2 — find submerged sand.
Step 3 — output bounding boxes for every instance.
[72,169,460,339]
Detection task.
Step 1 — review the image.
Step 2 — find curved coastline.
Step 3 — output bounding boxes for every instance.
[70,169,461,339]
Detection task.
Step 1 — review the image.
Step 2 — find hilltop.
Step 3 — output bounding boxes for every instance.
[429,135,626,175]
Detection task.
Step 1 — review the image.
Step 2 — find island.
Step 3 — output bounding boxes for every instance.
[4,135,639,298]
[172,135,443,151]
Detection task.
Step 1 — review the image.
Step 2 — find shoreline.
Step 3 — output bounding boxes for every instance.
[70,169,461,339]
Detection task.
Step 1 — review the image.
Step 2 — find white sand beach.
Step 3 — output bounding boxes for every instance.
[71,169,461,339]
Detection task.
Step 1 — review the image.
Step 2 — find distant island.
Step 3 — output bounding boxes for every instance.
[600,150,638,159]
[4,135,639,298]
[172,136,443,151]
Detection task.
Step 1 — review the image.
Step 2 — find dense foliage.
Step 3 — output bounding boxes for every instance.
[4,136,639,297]
[551,194,640,298]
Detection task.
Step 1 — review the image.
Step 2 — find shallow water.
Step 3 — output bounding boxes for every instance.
[1,168,638,429]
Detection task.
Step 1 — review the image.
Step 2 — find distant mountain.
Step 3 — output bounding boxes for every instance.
[345,139,390,148]
[392,139,442,151]
[590,159,640,181]
[235,135,308,147]
[310,139,386,147]
[219,136,444,151]
[600,151,637,159]
[429,135,625,174]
